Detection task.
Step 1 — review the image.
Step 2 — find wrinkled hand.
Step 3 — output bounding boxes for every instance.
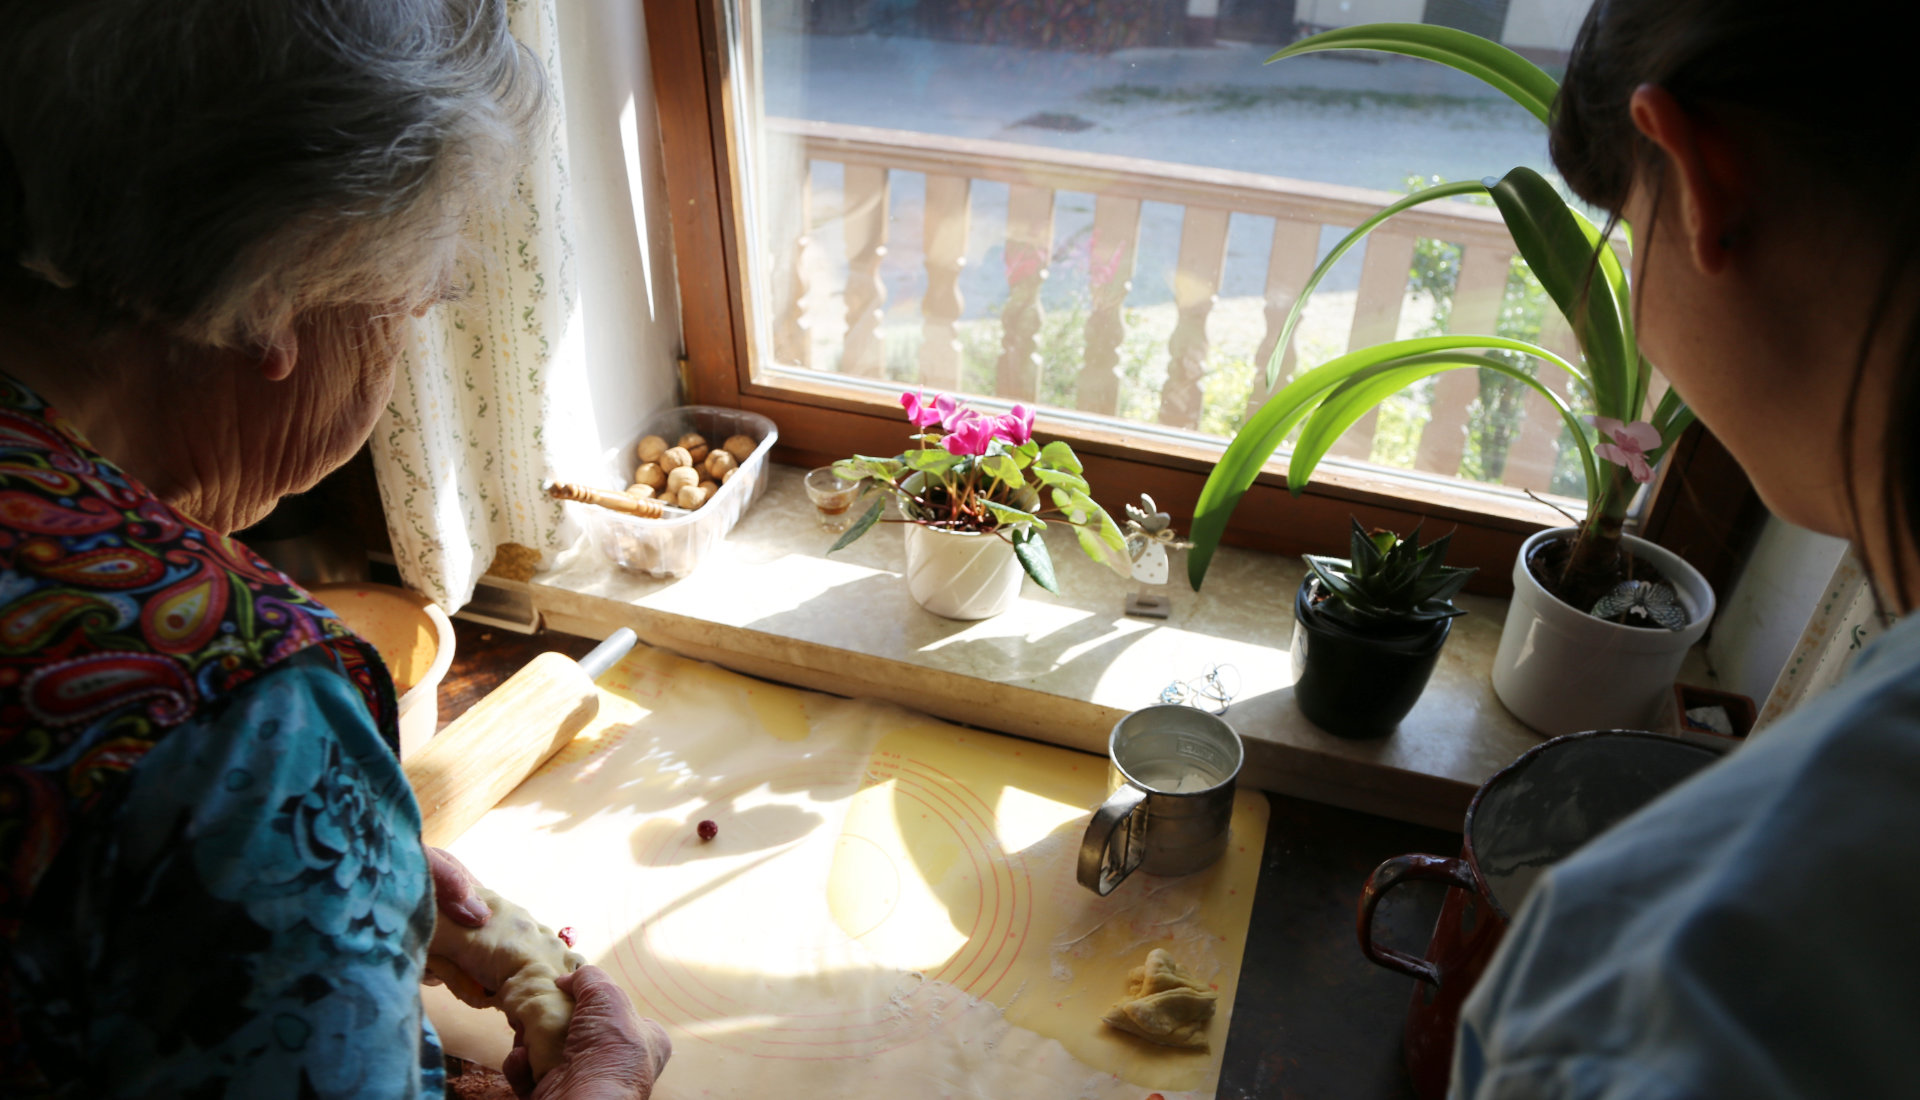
[429,847,492,929]
[502,967,671,1100]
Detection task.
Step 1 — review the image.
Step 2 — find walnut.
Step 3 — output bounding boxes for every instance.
[678,431,707,451]
[665,466,699,495]
[660,446,693,471]
[676,485,710,509]
[704,450,737,479]
[632,462,666,490]
[721,467,738,484]
[626,483,655,499]
[723,434,756,463]
[635,435,669,464]
[698,480,718,495]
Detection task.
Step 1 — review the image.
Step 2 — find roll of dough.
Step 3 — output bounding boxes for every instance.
[427,883,586,1081]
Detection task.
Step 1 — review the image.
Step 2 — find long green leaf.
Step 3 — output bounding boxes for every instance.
[1267,23,1558,126]
[1264,180,1486,389]
[1187,334,1586,588]
[827,498,884,553]
[1486,167,1636,418]
[1288,350,1602,515]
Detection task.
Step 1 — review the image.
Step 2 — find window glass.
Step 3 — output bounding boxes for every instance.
[728,0,1599,504]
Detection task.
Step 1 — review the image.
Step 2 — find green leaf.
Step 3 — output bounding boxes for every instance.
[905,448,963,475]
[1039,439,1083,475]
[1188,333,1586,590]
[1074,525,1119,571]
[827,498,884,554]
[982,498,1042,529]
[1030,465,1090,494]
[1267,23,1558,126]
[1485,167,1635,418]
[836,455,903,483]
[1263,180,1487,389]
[982,453,1023,490]
[1287,349,1601,516]
[1011,527,1059,593]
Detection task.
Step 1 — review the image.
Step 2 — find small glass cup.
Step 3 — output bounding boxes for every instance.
[804,467,862,531]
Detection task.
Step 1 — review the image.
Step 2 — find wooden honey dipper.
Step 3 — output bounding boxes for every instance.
[545,481,683,518]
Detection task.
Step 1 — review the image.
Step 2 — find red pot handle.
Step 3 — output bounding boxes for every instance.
[1356,853,1478,985]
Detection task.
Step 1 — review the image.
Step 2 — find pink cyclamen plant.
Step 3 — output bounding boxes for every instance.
[1590,416,1662,484]
[829,392,1131,593]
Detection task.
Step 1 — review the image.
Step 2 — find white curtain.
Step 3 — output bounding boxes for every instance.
[1756,550,1893,731]
[371,0,680,611]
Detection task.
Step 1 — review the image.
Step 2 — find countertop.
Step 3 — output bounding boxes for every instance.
[437,619,1456,1099]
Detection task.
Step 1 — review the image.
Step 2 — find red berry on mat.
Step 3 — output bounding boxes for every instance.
[557,926,577,947]
[697,819,718,841]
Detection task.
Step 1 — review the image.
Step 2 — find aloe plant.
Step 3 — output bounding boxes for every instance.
[1307,519,1475,629]
[1187,24,1695,616]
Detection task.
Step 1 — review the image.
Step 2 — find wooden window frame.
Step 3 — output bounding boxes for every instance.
[641,0,1760,598]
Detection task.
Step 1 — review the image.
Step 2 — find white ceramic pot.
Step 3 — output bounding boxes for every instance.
[1491,527,1715,736]
[902,523,1026,620]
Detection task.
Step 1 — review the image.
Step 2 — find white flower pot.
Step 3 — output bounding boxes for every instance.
[1491,527,1716,736]
[902,523,1025,620]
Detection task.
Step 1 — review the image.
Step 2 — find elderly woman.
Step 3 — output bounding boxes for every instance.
[1454,0,1920,1096]
[0,2,665,1097]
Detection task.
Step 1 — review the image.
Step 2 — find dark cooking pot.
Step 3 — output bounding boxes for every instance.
[1357,729,1725,1100]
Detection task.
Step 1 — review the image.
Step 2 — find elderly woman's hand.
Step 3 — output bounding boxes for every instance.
[502,966,671,1100]
[428,847,493,928]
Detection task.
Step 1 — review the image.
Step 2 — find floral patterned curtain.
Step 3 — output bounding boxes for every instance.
[370,0,579,612]
[1757,551,1892,731]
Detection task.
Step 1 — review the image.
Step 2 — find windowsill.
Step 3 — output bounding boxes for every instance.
[519,463,1686,830]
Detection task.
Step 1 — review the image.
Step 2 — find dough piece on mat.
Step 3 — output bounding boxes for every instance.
[1100,948,1217,1050]
[427,883,586,1081]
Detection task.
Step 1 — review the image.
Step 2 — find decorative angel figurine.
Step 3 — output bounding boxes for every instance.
[1122,494,1193,618]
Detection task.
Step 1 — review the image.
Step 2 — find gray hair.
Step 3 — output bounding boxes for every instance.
[0,0,541,349]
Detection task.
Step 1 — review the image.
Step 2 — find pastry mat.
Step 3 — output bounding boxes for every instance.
[425,644,1269,1099]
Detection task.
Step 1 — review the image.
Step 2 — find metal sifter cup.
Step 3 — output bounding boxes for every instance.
[1077,704,1244,895]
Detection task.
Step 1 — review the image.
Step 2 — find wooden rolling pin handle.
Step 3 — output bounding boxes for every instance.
[405,650,601,849]
[546,481,676,519]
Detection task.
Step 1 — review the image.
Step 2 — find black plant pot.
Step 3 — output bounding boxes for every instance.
[1290,578,1452,739]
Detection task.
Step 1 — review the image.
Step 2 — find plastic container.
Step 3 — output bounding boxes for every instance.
[582,405,778,577]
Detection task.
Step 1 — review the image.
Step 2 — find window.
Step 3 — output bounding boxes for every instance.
[643,0,1757,594]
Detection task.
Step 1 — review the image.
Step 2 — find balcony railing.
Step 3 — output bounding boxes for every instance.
[764,117,1636,497]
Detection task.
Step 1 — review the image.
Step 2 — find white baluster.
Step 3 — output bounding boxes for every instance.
[995,184,1054,402]
[1158,206,1231,430]
[1077,195,1142,416]
[842,164,890,378]
[919,173,971,392]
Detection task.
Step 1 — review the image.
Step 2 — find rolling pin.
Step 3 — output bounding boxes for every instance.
[405,628,637,848]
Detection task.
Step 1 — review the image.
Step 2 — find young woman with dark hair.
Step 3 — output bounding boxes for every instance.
[1455,2,1920,1095]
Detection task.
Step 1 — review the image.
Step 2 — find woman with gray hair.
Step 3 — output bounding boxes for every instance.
[0,2,667,1097]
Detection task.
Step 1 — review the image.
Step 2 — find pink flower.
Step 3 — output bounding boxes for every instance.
[1590,416,1663,483]
[900,390,958,430]
[1003,244,1045,286]
[941,412,997,456]
[995,404,1035,446]
[1089,230,1125,289]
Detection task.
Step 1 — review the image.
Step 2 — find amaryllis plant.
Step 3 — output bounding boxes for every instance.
[829,392,1130,592]
[1188,24,1696,620]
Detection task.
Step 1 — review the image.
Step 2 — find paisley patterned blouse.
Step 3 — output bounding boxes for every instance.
[0,374,444,1097]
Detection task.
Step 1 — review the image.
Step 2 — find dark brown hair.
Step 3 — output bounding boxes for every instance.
[1549,0,1920,605]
